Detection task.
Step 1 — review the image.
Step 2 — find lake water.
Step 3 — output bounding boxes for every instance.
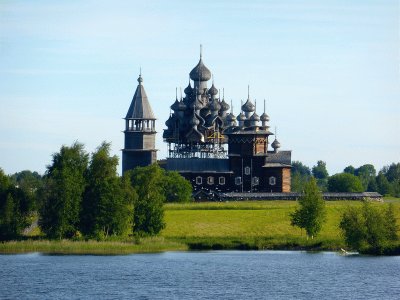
[1,251,399,299]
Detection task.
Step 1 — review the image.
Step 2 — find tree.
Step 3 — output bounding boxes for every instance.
[163,171,192,203]
[355,164,376,191]
[339,206,366,250]
[291,161,312,192]
[290,178,326,239]
[80,142,135,238]
[312,161,329,179]
[340,202,398,253]
[312,161,329,191]
[376,172,392,196]
[328,173,363,192]
[130,164,165,236]
[0,168,35,240]
[344,165,356,175]
[39,142,88,239]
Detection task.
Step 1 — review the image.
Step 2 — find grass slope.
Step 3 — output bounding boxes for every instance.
[162,200,400,250]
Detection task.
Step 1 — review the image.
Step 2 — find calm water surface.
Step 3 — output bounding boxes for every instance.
[1,251,399,299]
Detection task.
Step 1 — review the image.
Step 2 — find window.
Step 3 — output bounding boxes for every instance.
[207,176,214,185]
[235,177,242,185]
[196,176,202,185]
[269,176,276,186]
[219,177,225,185]
[244,166,251,175]
[252,177,259,186]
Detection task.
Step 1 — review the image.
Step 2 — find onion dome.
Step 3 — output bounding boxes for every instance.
[177,100,186,111]
[189,114,200,126]
[189,58,212,82]
[271,139,281,150]
[184,81,193,95]
[190,99,203,110]
[165,115,174,127]
[242,99,255,112]
[208,83,218,96]
[250,112,260,121]
[220,99,230,111]
[170,99,180,111]
[227,113,236,122]
[260,112,270,122]
[209,99,221,111]
[237,111,246,121]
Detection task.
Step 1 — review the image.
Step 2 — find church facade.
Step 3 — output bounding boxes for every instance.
[123,52,292,198]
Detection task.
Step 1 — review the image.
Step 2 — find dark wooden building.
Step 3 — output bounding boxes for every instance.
[122,74,157,173]
[162,51,292,195]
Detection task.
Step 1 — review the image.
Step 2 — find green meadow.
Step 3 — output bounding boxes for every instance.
[161,200,400,250]
[1,199,399,254]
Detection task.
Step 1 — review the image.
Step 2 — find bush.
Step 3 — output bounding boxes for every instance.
[340,202,398,253]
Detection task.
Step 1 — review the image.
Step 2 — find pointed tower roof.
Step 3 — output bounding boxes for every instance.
[125,74,156,120]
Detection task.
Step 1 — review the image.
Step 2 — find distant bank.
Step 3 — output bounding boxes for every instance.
[1,200,399,255]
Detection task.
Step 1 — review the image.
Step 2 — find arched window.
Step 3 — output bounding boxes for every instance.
[269,176,276,186]
[219,177,225,185]
[207,176,214,185]
[196,176,202,185]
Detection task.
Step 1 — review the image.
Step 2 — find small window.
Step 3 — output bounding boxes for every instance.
[244,166,251,175]
[269,176,276,186]
[252,177,259,186]
[196,176,202,185]
[207,176,214,185]
[219,177,225,185]
[235,177,242,185]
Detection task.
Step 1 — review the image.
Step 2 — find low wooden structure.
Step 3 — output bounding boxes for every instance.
[194,191,383,202]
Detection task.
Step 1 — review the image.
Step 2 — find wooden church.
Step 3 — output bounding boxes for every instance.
[122,51,292,199]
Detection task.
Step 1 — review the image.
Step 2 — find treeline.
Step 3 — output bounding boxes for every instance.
[292,160,400,196]
[0,142,192,241]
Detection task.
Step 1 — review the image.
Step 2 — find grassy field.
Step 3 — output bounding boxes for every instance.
[1,199,399,254]
[161,200,400,251]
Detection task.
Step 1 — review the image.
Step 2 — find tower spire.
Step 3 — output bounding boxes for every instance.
[248,85,250,99]
[264,99,266,113]
[200,44,203,59]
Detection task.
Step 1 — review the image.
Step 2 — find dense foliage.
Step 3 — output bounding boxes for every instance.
[80,142,135,239]
[328,173,363,192]
[0,169,36,240]
[340,202,398,254]
[290,178,326,239]
[39,142,88,239]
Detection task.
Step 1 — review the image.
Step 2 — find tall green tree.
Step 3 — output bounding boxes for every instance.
[343,165,356,175]
[39,142,88,239]
[290,178,326,239]
[80,142,135,238]
[328,173,363,192]
[312,161,329,191]
[355,164,376,191]
[376,172,392,196]
[291,161,312,192]
[0,168,35,240]
[163,171,192,203]
[312,161,329,179]
[130,164,166,236]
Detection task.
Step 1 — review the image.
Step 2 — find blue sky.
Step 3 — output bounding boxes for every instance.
[0,0,399,175]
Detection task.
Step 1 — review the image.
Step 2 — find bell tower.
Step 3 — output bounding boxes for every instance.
[122,73,157,174]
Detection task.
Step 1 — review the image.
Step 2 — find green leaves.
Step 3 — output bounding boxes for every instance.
[340,202,398,253]
[290,178,326,239]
